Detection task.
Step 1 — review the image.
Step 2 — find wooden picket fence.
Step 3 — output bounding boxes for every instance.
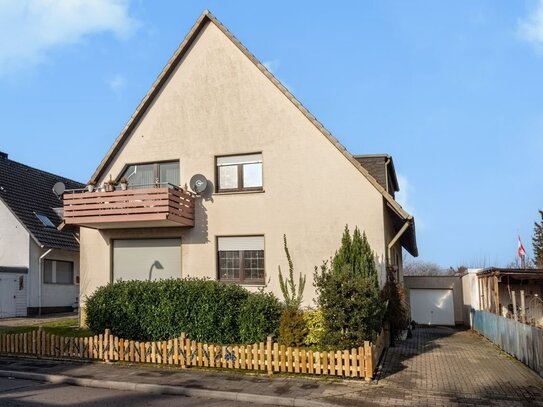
[0,328,387,380]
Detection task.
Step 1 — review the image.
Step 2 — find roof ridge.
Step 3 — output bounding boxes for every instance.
[87,9,416,254]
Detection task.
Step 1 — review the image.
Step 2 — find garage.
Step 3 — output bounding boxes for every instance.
[112,238,182,282]
[409,288,455,326]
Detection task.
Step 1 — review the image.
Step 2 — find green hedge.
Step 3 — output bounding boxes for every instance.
[85,278,281,343]
[238,291,282,343]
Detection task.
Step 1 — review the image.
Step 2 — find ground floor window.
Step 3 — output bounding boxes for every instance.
[112,238,181,282]
[217,236,265,284]
[43,260,74,284]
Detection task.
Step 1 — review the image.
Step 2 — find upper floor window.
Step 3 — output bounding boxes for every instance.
[121,161,179,188]
[44,260,74,285]
[216,154,262,192]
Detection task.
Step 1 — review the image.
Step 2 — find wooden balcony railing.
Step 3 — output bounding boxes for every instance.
[63,187,194,229]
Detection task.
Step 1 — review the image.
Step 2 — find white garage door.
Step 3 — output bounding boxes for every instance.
[113,239,181,282]
[410,289,454,326]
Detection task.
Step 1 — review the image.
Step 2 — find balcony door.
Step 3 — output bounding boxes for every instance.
[112,239,181,282]
[121,161,179,188]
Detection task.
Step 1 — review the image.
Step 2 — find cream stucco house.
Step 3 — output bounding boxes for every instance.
[64,11,417,317]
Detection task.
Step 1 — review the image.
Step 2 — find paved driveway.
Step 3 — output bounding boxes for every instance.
[335,326,543,406]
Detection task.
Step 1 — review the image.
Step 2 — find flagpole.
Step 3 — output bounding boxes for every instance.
[518,235,527,270]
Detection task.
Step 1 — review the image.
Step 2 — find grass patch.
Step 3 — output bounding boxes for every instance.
[0,318,93,337]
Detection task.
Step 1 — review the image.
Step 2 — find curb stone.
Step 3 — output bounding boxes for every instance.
[0,370,337,407]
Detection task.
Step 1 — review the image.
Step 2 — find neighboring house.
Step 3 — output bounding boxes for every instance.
[0,151,83,317]
[63,10,417,318]
[462,268,543,328]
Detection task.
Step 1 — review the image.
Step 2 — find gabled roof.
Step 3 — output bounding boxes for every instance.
[89,10,417,256]
[0,153,84,251]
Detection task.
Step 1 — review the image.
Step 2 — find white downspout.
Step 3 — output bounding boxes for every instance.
[387,221,410,267]
[385,157,391,193]
[38,249,53,316]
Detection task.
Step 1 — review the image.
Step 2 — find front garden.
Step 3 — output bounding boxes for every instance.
[0,226,408,379]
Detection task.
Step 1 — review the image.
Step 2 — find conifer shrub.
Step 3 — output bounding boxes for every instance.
[314,225,385,349]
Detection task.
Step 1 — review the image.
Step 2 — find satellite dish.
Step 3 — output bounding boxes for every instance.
[52,182,66,197]
[189,174,208,194]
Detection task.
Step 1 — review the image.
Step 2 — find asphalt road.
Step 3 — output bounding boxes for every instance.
[0,377,263,406]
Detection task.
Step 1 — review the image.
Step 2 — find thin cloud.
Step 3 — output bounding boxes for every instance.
[0,0,139,75]
[395,174,411,212]
[262,58,295,93]
[396,174,424,229]
[518,0,543,52]
[108,73,126,96]
[263,59,280,73]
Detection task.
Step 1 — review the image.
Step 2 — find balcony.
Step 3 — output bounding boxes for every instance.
[63,186,195,229]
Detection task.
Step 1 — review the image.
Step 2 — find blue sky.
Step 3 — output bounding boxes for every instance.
[1,1,542,268]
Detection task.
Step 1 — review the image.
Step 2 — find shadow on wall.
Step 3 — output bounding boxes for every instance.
[183,184,212,245]
[375,254,386,284]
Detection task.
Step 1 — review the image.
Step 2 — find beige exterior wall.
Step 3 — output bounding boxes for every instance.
[80,21,400,306]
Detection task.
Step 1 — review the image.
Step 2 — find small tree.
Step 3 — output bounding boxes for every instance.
[278,235,306,309]
[314,225,385,349]
[533,210,543,268]
[403,259,449,276]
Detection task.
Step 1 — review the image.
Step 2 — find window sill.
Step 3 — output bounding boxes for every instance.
[220,280,266,287]
[214,190,265,196]
[43,283,76,286]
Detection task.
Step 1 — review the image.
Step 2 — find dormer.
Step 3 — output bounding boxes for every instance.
[353,154,399,198]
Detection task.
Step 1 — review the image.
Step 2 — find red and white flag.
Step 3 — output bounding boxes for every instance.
[518,235,526,258]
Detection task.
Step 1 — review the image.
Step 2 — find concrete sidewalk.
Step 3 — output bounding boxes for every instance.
[0,357,367,406]
[2,327,541,406]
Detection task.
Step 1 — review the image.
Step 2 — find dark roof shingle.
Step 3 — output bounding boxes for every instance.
[0,154,84,251]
